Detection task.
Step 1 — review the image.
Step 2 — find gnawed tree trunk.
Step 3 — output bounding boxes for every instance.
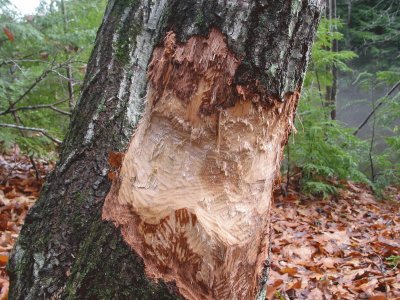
[9,1,322,299]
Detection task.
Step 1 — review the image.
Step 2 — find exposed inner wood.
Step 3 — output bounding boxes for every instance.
[103,28,300,300]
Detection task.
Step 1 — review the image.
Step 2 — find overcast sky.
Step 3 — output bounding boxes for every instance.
[11,0,41,15]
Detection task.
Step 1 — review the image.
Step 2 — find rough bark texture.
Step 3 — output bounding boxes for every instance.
[8,0,322,299]
[325,0,338,120]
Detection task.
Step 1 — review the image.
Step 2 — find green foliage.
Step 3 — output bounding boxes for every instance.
[274,291,285,300]
[285,11,400,196]
[0,0,106,156]
[285,18,370,197]
[287,90,370,197]
[386,255,400,269]
[371,88,400,189]
[340,0,400,73]
[350,68,400,190]
[309,18,357,82]
[376,71,400,86]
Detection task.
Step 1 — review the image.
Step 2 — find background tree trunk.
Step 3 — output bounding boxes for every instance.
[8,0,322,299]
[325,0,338,120]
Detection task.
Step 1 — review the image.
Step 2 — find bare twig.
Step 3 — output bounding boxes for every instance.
[0,58,87,67]
[61,0,76,112]
[0,157,21,186]
[354,80,400,135]
[373,254,390,299]
[51,69,72,81]
[369,98,376,182]
[1,59,51,64]
[314,69,325,103]
[1,58,77,114]
[45,105,71,115]
[0,123,62,144]
[9,65,54,108]
[29,155,40,180]
[285,143,290,193]
[0,99,71,116]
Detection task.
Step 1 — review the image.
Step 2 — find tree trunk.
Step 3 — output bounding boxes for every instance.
[347,0,352,26]
[325,0,337,120]
[8,1,322,299]
[60,0,76,112]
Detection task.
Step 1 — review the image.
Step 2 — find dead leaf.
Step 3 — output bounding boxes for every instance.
[369,295,387,300]
[279,267,298,276]
[0,255,8,266]
[318,257,337,269]
[308,288,324,300]
[266,279,283,300]
[108,152,124,169]
[107,171,117,181]
[288,280,302,290]
[3,27,14,42]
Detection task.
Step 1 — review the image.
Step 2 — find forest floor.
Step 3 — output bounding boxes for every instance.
[0,149,399,300]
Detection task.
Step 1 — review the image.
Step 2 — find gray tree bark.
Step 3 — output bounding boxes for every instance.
[325,0,338,120]
[8,0,323,299]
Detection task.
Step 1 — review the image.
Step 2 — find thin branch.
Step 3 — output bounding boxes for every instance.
[0,123,62,144]
[0,58,87,67]
[354,80,400,135]
[61,0,76,112]
[3,58,77,111]
[0,59,78,123]
[285,143,290,193]
[0,54,37,68]
[314,69,324,101]
[7,66,54,108]
[1,59,52,64]
[369,99,376,182]
[29,155,40,181]
[51,69,74,82]
[9,59,25,73]
[0,99,71,116]
[47,105,72,115]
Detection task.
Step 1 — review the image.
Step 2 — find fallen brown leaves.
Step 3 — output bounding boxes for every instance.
[0,149,53,299]
[0,151,399,299]
[268,182,400,300]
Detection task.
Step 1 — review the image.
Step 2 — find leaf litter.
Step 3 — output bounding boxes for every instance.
[268,182,400,300]
[0,148,53,299]
[0,150,398,299]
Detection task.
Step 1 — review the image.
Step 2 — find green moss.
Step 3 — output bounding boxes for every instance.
[106,0,142,65]
[291,0,302,14]
[114,20,141,65]
[195,10,205,28]
[156,5,172,41]
[75,192,87,204]
[96,96,107,114]
[259,14,269,26]
[63,219,182,299]
[269,64,278,76]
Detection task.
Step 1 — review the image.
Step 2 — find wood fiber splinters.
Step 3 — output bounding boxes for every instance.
[103,29,301,300]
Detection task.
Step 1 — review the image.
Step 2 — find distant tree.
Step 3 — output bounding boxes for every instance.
[283,16,364,197]
[336,0,400,187]
[325,0,339,119]
[338,0,400,73]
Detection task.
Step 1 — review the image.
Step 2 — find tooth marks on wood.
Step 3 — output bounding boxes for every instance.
[147,28,287,116]
[103,28,302,300]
